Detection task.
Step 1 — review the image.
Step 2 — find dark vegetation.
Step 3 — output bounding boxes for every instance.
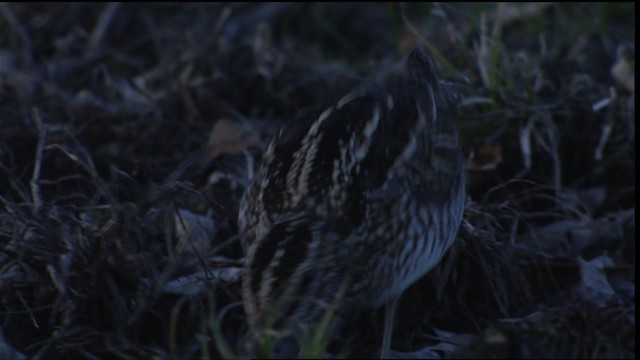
[0,3,634,359]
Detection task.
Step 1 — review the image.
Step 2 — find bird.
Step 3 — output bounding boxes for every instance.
[238,47,465,358]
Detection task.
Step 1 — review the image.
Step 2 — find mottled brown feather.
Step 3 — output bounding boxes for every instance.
[239,48,465,351]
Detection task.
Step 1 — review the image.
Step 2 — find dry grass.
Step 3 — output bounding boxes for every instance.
[0,3,635,358]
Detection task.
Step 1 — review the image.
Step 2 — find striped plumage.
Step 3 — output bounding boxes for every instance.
[239,48,465,356]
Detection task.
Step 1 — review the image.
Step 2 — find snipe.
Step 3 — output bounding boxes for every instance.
[239,48,465,358]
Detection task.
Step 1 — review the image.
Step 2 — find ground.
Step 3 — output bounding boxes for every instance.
[0,3,635,359]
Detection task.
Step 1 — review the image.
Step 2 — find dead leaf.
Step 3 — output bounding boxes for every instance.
[174,208,216,255]
[577,255,615,306]
[466,143,503,170]
[387,328,475,359]
[0,328,26,360]
[610,44,635,93]
[493,3,553,25]
[160,267,242,296]
[516,209,633,259]
[207,118,263,158]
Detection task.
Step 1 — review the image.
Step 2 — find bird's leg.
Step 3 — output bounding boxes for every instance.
[381,296,399,359]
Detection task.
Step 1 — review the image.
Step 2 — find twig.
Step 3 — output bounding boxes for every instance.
[0,162,31,204]
[87,2,120,53]
[594,87,617,161]
[56,139,115,207]
[30,108,46,215]
[0,2,34,66]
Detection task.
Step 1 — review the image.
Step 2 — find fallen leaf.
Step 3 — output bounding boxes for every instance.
[577,255,615,306]
[493,3,553,24]
[610,44,635,93]
[207,118,263,158]
[387,328,475,359]
[0,328,26,360]
[160,267,242,296]
[466,143,503,170]
[174,208,216,255]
